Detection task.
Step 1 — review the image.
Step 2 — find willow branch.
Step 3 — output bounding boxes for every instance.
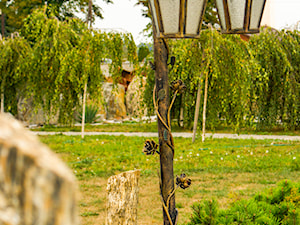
[153,85,171,132]
[168,90,178,129]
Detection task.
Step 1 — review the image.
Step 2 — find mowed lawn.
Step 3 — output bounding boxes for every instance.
[39,134,300,225]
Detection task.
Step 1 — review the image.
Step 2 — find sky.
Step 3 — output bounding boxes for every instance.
[94,0,150,44]
[261,0,300,30]
[94,0,300,44]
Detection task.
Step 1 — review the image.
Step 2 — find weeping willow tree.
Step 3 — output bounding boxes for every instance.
[165,29,257,131]
[142,28,300,132]
[249,28,300,130]
[20,9,137,125]
[0,34,31,114]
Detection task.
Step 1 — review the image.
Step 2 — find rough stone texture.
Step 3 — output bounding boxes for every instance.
[0,113,79,225]
[102,82,127,120]
[125,76,147,118]
[17,95,58,126]
[106,170,140,225]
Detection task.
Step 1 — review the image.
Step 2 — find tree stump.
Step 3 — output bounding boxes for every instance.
[106,170,140,225]
[0,113,79,225]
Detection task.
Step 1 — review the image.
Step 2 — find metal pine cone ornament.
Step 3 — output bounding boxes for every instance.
[170,80,186,94]
[143,139,159,155]
[176,173,191,189]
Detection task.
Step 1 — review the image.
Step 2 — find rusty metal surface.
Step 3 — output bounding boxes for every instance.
[153,36,176,225]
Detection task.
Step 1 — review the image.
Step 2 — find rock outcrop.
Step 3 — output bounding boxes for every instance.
[125,76,147,118]
[0,113,79,225]
[106,170,140,225]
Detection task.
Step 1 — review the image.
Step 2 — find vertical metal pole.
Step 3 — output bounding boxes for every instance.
[153,36,176,225]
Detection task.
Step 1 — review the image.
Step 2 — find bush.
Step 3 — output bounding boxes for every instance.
[187,180,300,225]
[76,105,100,124]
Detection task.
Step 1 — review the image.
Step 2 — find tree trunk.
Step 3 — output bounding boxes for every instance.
[179,94,184,128]
[106,170,140,225]
[0,92,4,113]
[192,77,203,143]
[1,80,4,113]
[87,0,92,28]
[202,70,209,142]
[0,12,4,113]
[81,81,87,139]
[1,12,5,37]
[202,25,213,142]
[81,0,92,139]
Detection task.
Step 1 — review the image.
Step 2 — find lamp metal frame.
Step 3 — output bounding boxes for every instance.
[216,0,267,34]
[149,0,208,38]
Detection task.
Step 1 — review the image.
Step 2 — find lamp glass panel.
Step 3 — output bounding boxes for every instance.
[228,0,246,30]
[215,0,226,30]
[159,0,180,34]
[250,0,265,29]
[186,0,205,34]
[149,0,161,36]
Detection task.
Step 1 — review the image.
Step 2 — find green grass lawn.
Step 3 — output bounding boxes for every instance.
[39,135,300,225]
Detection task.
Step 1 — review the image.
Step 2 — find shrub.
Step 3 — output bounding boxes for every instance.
[187,180,300,225]
[76,105,100,124]
[188,199,218,225]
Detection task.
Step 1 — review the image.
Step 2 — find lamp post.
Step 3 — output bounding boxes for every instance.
[148,1,266,224]
[215,0,267,34]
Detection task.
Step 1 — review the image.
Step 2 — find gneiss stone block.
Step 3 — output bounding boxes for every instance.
[0,113,79,225]
[106,170,140,225]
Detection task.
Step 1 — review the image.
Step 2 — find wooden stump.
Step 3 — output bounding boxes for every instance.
[106,170,140,225]
[0,113,79,225]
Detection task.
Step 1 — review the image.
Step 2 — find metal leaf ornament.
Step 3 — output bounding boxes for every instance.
[176,173,191,189]
[170,80,186,94]
[143,139,159,155]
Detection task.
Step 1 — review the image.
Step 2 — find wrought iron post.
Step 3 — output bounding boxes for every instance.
[153,36,176,224]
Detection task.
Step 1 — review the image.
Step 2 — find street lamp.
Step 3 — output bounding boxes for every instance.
[149,0,208,38]
[216,0,267,34]
[148,1,266,224]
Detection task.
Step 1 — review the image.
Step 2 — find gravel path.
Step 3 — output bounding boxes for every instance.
[31,131,300,141]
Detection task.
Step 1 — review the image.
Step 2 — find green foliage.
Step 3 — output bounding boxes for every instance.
[138,54,155,116]
[0,0,113,36]
[105,32,138,84]
[76,105,100,124]
[138,44,150,62]
[167,30,254,130]
[21,11,85,123]
[0,34,31,114]
[188,199,218,225]
[0,0,45,34]
[13,9,137,124]
[249,28,299,130]
[188,180,300,225]
[142,28,300,131]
